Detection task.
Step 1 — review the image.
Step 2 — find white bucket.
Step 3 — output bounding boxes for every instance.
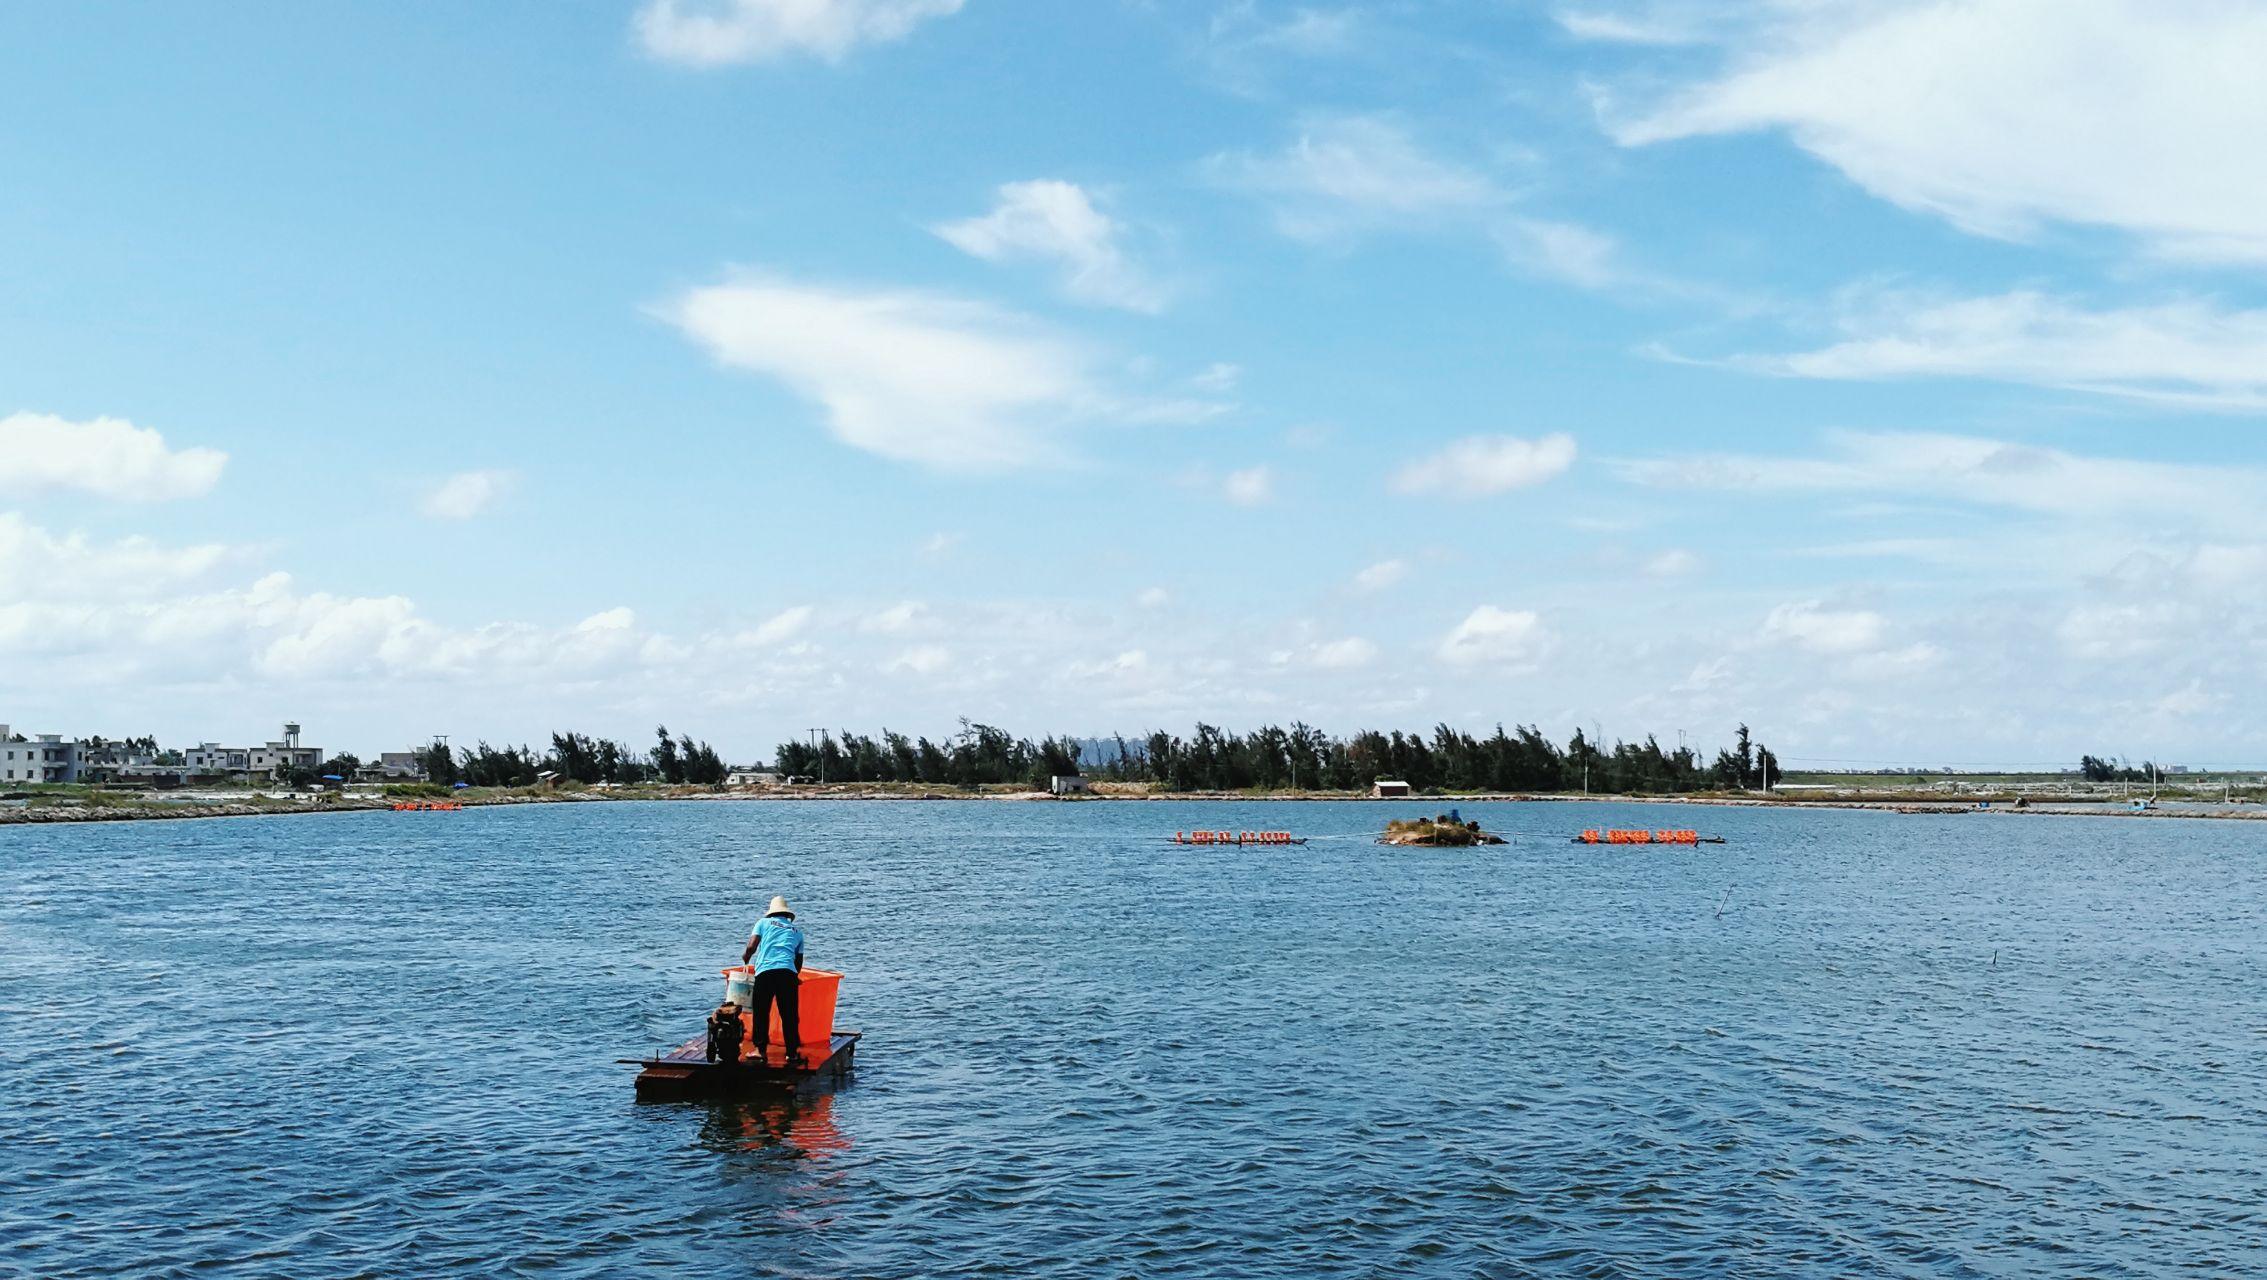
[722,967,756,1007]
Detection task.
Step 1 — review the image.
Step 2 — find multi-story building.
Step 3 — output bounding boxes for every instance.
[184,723,323,783]
[0,727,81,784]
[357,751,429,782]
[76,739,159,783]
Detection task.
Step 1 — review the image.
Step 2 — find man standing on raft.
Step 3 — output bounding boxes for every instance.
[740,895,806,1069]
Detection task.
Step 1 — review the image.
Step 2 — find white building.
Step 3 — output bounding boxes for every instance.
[1050,774,1091,795]
[0,727,81,784]
[359,751,429,781]
[184,723,322,783]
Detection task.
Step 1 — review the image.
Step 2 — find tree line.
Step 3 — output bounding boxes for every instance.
[771,719,1784,793]
[2078,754,2165,784]
[408,725,729,788]
[772,720,1083,788]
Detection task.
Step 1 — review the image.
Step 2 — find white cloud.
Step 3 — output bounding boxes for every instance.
[1213,116,1645,291]
[2151,679,2223,719]
[0,512,230,603]
[1213,114,1499,242]
[1643,548,1701,577]
[934,180,1169,313]
[1135,586,1171,608]
[1310,636,1377,670]
[1619,429,2267,534]
[1223,465,1275,507]
[0,411,226,502]
[919,531,960,556]
[1606,0,2267,262]
[1191,362,1242,393]
[1723,289,2267,409]
[1391,433,1577,498]
[635,0,961,66]
[1495,218,1627,290]
[2058,602,2184,661]
[862,600,926,633]
[1071,649,1150,678]
[1556,7,1713,45]
[887,644,951,674]
[1352,558,1407,591]
[420,469,515,521]
[746,604,814,645]
[1438,606,1550,669]
[1207,3,1363,57]
[658,273,1192,472]
[1762,602,1886,655]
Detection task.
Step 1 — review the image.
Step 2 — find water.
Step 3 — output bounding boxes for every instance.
[4,800,2265,1277]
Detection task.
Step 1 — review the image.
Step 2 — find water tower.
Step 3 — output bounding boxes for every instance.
[284,722,301,749]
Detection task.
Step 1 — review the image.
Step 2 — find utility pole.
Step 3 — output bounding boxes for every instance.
[807,728,825,784]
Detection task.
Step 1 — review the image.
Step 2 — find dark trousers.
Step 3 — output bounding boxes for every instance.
[751,968,801,1059]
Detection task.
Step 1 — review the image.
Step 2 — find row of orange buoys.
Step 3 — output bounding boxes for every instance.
[393,801,464,811]
[1175,830,1302,845]
[1577,828,1712,844]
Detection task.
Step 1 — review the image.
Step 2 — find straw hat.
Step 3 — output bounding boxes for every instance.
[765,895,794,919]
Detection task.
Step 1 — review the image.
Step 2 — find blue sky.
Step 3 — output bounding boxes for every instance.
[6,0,2267,767]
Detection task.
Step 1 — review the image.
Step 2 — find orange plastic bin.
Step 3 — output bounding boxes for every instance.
[723,967,843,1061]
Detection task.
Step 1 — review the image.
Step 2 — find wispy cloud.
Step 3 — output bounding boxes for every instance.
[1309,636,1378,669]
[635,0,961,66]
[1211,114,1653,292]
[1352,558,1408,591]
[1619,429,2267,534]
[1643,548,1701,577]
[1392,433,1577,498]
[1710,288,2267,409]
[1555,6,1714,46]
[420,469,515,521]
[1223,465,1275,506]
[1212,113,1500,243]
[745,604,814,645]
[862,600,927,633]
[934,180,1171,313]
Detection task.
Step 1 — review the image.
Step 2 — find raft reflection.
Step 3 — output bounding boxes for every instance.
[697,1091,851,1160]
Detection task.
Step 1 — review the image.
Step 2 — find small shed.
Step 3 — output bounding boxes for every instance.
[1050,775,1091,796]
[726,770,781,789]
[1372,779,1412,798]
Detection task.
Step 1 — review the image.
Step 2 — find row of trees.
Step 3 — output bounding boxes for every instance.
[769,719,1783,794]
[408,725,728,788]
[2079,754,2164,783]
[772,721,1084,789]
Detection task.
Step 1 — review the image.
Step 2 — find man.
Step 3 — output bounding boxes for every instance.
[740,895,806,1068]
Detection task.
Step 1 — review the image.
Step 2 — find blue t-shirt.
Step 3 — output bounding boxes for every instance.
[749,915,804,974]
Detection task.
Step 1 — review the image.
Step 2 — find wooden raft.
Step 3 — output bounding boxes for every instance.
[628,1030,860,1100]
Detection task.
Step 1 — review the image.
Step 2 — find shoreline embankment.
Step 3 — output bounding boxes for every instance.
[5,785,2259,826]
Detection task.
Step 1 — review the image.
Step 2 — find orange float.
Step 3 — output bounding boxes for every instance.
[1575,828,1713,845]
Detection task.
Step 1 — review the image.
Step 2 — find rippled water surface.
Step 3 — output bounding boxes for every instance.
[6,800,2266,1277]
